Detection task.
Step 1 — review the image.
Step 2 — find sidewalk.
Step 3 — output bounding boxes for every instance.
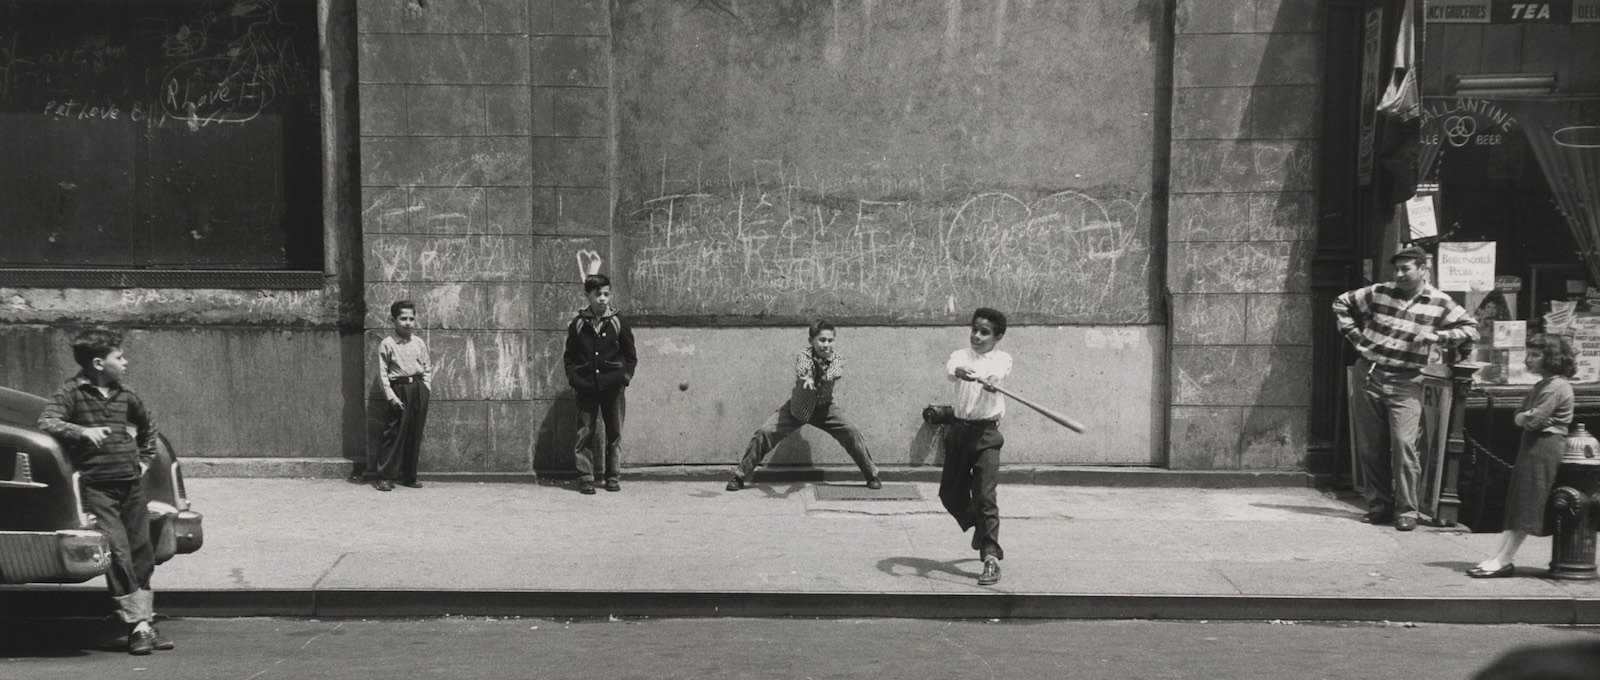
[5,477,1599,623]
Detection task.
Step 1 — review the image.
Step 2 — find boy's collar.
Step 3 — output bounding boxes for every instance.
[578,305,615,319]
[73,371,120,389]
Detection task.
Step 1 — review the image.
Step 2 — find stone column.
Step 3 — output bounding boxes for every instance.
[1165,0,1321,470]
[355,0,613,475]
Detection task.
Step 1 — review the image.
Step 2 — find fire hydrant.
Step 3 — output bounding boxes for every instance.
[1548,423,1600,580]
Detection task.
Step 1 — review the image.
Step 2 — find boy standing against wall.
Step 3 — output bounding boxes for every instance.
[940,308,1013,587]
[374,300,432,492]
[564,274,638,494]
[38,329,172,654]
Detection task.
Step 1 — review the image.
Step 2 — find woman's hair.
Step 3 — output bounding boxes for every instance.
[1528,333,1578,378]
[808,319,836,339]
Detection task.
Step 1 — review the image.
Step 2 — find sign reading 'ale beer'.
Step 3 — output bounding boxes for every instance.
[1425,0,1600,23]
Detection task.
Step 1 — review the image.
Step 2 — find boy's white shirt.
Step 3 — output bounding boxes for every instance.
[946,348,1013,421]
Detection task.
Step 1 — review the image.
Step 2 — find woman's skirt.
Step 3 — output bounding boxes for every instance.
[1503,431,1565,536]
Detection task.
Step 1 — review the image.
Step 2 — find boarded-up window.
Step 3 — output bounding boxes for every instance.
[0,0,322,269]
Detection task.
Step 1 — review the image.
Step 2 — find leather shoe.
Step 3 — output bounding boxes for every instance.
[398,480,423,489]
[1394,516,1418,531]
[977,557,1001,586]
[725,477,745,491]
[1466,564,1515,579]
[578,480,596,495]
[866,477,882,490]
[128,628,156,655]
[1360,510,1393,524]
[604,479,621,492]
[152,626,175,651]
[372,480,393,492]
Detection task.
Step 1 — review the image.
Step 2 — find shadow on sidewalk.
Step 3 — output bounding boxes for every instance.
[876,556,982,581]
[1250,503,1363,519]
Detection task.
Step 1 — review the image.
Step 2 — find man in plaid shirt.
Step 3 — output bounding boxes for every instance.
[1333,246,1479,531]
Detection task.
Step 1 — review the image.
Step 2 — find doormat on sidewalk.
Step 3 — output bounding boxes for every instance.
[813,484,922,501]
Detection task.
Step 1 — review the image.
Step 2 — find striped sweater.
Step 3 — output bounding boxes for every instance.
[1332,283,1479,369]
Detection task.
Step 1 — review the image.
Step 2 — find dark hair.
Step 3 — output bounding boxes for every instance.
[972,308,1007,337]
[70,328,123,369]
[584,274,611,294]
[390,300,416,319]
[1528,333,1578,378]
[808,319,836,339]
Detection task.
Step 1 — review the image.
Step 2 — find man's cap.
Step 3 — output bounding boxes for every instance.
[1390,245,1431,265]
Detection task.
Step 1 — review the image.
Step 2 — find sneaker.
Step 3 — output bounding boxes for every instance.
[578,480,596,495]
[977,557,1001,586]
[151,625,175,651]
[725,476,745,492]
[866,477,882,490]
[604,479,621,492]
[128,628,156,655]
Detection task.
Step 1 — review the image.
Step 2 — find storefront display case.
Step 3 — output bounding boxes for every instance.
[1410,0,1600,531]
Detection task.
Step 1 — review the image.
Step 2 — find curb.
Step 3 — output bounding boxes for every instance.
[2,589,1594,624]
[181,459,1313,488]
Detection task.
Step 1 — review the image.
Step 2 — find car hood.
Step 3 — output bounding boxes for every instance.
[0,386,49,429]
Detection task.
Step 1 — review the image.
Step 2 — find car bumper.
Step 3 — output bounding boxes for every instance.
[0,530,111,584]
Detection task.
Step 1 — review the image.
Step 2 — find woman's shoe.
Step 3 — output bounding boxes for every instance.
[1465,564,1515,579]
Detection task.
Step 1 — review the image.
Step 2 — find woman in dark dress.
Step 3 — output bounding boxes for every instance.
[1467,333,1577,578]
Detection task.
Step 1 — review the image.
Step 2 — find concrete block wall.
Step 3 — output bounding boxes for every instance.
[357,0,613,474]
[1165,0,1322,470]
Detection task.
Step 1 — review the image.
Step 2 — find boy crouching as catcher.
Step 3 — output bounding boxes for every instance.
[38,329,173,654]
[940,308,1013,587]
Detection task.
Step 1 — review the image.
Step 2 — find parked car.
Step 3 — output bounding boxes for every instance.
[0,385,202,584]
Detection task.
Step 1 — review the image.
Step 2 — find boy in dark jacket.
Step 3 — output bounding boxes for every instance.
[563,274,638,494]
[38,329,172,654]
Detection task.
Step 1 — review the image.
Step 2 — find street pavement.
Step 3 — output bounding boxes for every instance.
[5,475,1600,623]
[6,617,1600,680]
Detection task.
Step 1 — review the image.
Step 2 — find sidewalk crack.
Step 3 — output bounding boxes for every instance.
[311,552,352,591]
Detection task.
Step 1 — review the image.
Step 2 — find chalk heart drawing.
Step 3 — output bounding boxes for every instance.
[576,250,603,280]
[624,186,1152,321]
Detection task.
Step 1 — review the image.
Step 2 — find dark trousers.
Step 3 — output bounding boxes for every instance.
[576,388,625,482]
[939,421,1004,560]
[376,381,429,482]
[82,480,153,598]
[735,401,879,482]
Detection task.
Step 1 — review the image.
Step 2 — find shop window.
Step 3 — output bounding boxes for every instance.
[0,0,323,287]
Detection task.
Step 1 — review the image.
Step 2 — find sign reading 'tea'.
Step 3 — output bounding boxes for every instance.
[1425,0,1600,23]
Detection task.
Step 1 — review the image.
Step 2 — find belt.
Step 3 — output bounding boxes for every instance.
[389,375,425,384]
[956,417,998,427]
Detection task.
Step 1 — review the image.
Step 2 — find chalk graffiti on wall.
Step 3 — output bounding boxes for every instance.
[622,160,1153,322]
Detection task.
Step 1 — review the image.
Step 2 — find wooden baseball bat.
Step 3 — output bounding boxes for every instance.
[978,380,1088,434]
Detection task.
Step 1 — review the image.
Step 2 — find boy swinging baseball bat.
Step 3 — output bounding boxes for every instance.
[972,378,1088,434]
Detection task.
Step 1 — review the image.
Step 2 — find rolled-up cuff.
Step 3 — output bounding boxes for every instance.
[114,589,154,624]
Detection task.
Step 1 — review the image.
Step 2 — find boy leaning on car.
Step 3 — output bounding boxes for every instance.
[37,328,174,655]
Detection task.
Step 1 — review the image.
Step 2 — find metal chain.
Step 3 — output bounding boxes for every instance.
[1463,431,1515,471]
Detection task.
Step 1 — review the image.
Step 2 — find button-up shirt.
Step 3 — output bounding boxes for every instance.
[789,346,844,420]
[1333,282,1479,369]
[378,334,432,403]
[946,348,1013,421]
[37,373,158,483]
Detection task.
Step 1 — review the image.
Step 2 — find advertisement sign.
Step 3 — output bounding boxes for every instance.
[1437,241,1496,292]
[1425,0,1599,23]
